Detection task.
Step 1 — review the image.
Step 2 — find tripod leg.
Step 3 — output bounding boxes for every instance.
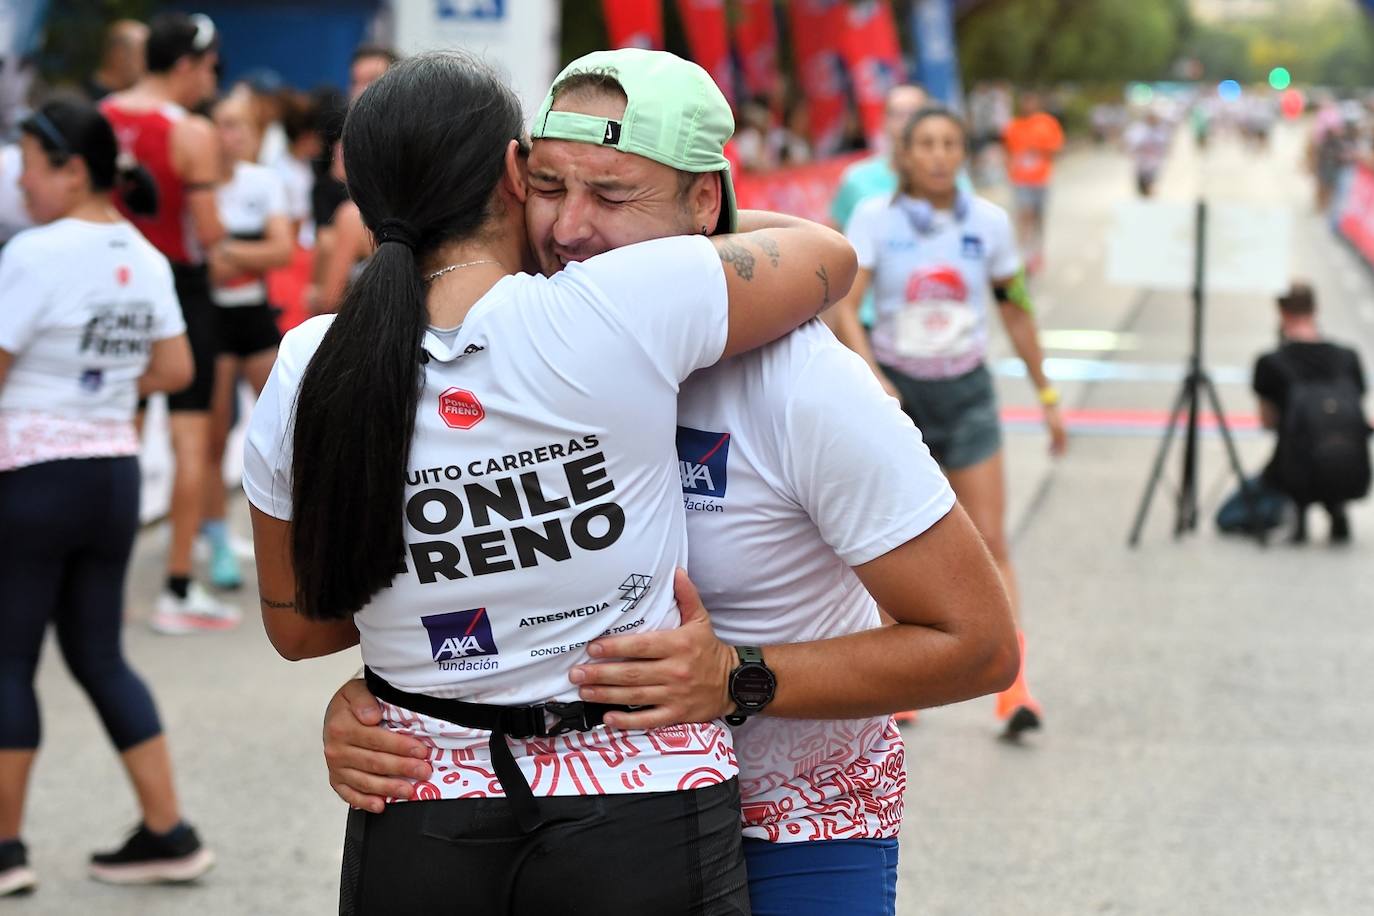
[1177,370,1203,536]
[1200,372,1267,546]
[1129,381,1193,547]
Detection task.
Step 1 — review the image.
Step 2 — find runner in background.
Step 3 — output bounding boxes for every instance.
[829,84,927,332]
[1002,91,1063,274]
[101,12,237,631]
[197,92,291,592]
[1123,108,1172,198]
[82,19,148,103]
[833,107,1067,739]
[0,99,212,895]
[307,46,395,316]
[0,144,31,245]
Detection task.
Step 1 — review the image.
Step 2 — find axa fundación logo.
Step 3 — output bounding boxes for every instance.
[676,427,730,498]
[618,573,653,612]
[421,607,499,671]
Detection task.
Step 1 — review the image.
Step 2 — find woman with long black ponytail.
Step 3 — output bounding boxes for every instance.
[0,98,214,895]
[243,51,855,912]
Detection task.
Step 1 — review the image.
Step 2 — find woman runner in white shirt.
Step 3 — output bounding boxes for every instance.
[0,99,214,895]
[186,91,292,598]
[832,107,1066,738]
[242,52,854,914]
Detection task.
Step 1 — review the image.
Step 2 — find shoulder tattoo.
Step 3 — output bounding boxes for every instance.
[718,239,756,281]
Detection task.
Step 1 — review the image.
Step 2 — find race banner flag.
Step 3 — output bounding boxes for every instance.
[788,0,849,156]
[841,0,905,144]
[676,0,734,105]
[734,153,866,224]
[732,0,780,102]
[602,0,664,49]
[911,0,963,108]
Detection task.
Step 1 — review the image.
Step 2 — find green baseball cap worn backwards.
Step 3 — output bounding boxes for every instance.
[532,48,738,233]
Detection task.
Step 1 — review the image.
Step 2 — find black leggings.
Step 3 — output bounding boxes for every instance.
[0,457,162,751]
[341,779,751,916]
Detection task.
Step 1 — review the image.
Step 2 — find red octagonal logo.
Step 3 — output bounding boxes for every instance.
[438,388,484,429]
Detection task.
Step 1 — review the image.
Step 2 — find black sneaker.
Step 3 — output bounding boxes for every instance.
[0,838,37,896]
[89,822,215,885]
[1000,706,1042,741]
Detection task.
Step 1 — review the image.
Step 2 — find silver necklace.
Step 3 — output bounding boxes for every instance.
[425,259,499,282]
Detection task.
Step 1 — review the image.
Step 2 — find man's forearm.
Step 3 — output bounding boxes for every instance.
[760,622,1014,720]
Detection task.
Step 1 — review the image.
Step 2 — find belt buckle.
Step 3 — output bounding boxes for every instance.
[542,701,591,736]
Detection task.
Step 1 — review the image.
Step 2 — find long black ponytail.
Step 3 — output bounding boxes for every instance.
[288,52,524,620]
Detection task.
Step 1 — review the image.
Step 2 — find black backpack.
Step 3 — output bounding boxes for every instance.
[1275,366,1372,504]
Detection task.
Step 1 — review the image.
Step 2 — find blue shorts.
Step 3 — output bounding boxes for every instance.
[744,837,899,916]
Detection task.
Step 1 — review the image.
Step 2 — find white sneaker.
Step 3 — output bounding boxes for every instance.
[149,584,242,635]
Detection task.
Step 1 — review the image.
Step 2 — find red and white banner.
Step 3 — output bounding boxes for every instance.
[787,0,849,156]
[735,153,865,226]
[676,0,733,105]
[602,0,664,49]
[1339,164,1374,267]
[841,0,905,145]
[732,0,780,103]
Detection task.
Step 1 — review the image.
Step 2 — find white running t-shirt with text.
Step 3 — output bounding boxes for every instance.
[243,235,739,799]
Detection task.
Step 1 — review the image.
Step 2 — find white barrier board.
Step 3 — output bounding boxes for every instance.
[1107,200,1292,295]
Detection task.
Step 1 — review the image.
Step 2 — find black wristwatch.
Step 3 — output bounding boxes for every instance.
[725,646,776,726]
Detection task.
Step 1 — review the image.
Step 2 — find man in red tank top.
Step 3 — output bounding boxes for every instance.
[102,13,238,631]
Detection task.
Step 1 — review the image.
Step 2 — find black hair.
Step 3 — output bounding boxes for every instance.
[20,99,158,215]
[146,12,218,74]
[900,105,968,149]
[288,52,524,620]
[1278,283,1316,316]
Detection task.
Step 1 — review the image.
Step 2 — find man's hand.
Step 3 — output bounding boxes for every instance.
[322,678,433,813]
[570,569,737,730]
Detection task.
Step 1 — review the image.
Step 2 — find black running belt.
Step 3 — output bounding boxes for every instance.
[362,667,633,832]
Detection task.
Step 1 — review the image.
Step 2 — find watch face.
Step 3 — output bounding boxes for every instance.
[731,664,776,710]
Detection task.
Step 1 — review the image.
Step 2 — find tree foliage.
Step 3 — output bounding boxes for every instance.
[957,0,1190,85]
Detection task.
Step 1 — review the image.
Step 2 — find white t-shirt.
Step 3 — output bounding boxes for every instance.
[0,219,184,471]
[678,319,955,842]
[270,153,314,241]
[0,144,31,244]
[243,234,740,799]
[1125,121,1172,176]
[847,194,1021,380]
[213,161,288,307]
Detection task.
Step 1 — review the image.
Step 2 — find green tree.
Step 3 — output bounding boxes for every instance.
[39,0,159,89]
[956,0,1188,85]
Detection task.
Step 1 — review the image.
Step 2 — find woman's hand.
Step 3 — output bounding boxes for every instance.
[1044,402,1068,456]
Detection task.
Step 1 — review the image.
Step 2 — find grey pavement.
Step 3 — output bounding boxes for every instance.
[15,121,1374,915]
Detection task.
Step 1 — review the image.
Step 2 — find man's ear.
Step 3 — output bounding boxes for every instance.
[688,171,723,235]
[503,139,529,204]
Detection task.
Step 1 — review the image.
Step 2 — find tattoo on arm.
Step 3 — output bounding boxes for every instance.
[718,240,756,281]
[261,597,296,610]
[758,235,780,268]
[816,265,831,306]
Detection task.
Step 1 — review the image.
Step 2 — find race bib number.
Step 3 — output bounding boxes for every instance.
[893,299,978,361]
[893,265,978,362]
